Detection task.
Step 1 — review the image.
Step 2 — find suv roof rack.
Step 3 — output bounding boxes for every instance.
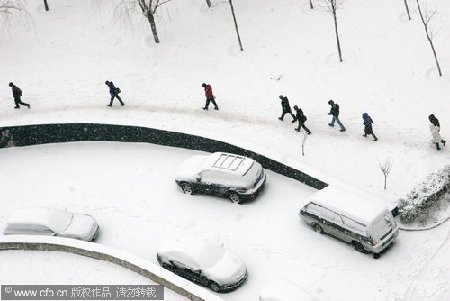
[212,153,246,171]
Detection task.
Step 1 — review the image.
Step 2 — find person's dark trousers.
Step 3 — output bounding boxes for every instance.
[279,111,295,121]
[109,93,124,106]
[14,97,30,109]
[295,122,311,134]
[203,97,218,110]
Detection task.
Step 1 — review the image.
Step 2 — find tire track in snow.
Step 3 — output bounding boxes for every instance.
[401,225,450,301]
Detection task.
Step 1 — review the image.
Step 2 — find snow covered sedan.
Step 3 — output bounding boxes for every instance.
[175,152,266,204]
[157,237,248,293]
[4,208,99,242]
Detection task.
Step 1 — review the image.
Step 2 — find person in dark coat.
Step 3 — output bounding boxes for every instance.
[327,100,346,132]
[292,105,311,134]
[428,114,446,150]
[9,82,30,109]
[105,80,124,106]
[278,95,295,121]
[362,113,378,141]
[202,83,219,110]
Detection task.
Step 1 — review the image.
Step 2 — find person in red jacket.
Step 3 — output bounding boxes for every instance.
[202,83,219,110]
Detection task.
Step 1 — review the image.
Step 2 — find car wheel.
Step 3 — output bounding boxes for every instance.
[181,183,193,195]
[373,252,381,259]
[353,241,365,253]
[228,193,241,204]
[210,281,221,293]
[312,223,323,234]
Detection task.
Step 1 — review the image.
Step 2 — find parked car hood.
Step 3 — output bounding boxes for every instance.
[175,155,206,180]
[204,251,247,285]
[63,214,98,241]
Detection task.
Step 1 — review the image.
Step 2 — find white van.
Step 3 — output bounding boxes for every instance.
[299,187,399,258]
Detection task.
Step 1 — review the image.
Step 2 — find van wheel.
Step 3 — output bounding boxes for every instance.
[353,242,365,253]
[229,193,241,204]
[312,223,323,234]
[181,183,193,195]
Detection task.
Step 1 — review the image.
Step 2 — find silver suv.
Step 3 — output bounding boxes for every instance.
[175,152,266,204]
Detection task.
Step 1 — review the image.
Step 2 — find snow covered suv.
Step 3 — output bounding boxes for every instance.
[175,152,266,204]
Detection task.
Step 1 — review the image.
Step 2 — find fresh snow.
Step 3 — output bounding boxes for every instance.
[1,0,450,300]
[0,251,189,301]
[304,186,392,224]
[0,142,449,301]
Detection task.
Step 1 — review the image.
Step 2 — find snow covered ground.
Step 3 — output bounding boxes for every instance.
[0,251,188,301]
[1,0,450,300]
[0,0,449,203]
[0,142,449,301]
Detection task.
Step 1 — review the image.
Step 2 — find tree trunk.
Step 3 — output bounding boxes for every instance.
[147,11,160,44]
[403,0,411,20]
[44,0,49,11]
[333,10,343,62]
[427,37,443,77]
[206,0,211,7]
[416,1,442,77]
[229,0,243,51]
[384,176,387,190]
[310,0,314,9]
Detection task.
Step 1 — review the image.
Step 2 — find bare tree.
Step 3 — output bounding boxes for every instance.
[403,0,411,20]
[0,0,23,14]
[120,0,172,44]
[0,0,30,30]
[379,158,393,190]
[43,0,49,11]
[416,0,442,77]
[317,0,344,62]
[228,0,243,51]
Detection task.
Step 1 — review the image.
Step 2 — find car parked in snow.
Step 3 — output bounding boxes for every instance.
[259,280,316,301]
[157,237,248,293]
[4,208,99,242]
[175,152,266,204]
[299,187,399,258]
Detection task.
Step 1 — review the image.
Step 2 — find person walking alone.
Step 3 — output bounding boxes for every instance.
[105,80,124,107]
[362,113,378,141]
[278,95,295,121]
[201,83,219,110]
[327,100,346,132]
[428,114,446,150]
[292,105,311,134]
[9,82,30,109]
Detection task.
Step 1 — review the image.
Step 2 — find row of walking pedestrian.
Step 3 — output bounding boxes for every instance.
[277,95,445,150]
[5,81,446,151]
[7,81,125,109]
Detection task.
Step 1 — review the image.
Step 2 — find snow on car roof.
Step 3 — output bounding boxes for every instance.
[208,152,254,176]
[7,208,73,233]
[305,186,389,224]
[158,237,225,270]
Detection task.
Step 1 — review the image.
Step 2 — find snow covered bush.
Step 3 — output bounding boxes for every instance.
[398,165,450,224]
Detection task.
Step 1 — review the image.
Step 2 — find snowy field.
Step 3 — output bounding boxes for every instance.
[0,251,188,301]
[0,142,449,301]
[1,0,450,300]
[0,0,449,203]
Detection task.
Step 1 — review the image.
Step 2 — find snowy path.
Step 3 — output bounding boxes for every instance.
[0,142,449,301]
[1,102,448,207]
